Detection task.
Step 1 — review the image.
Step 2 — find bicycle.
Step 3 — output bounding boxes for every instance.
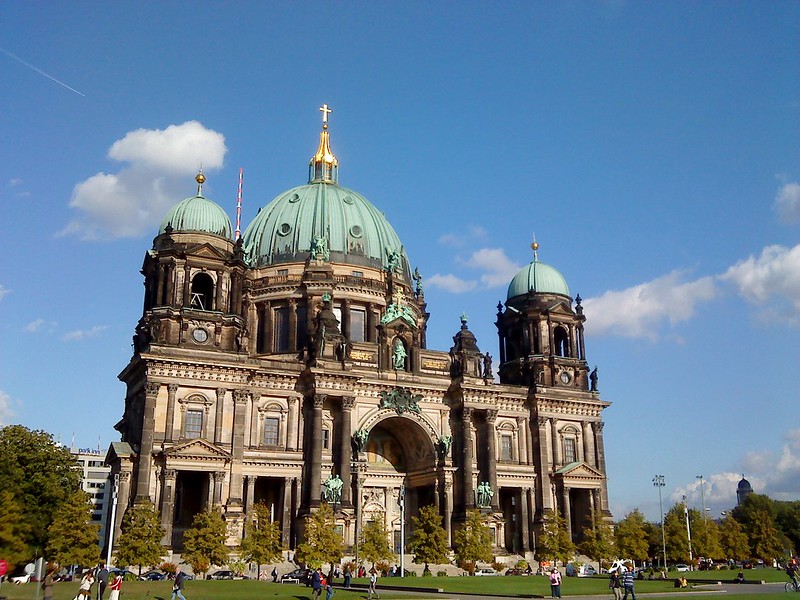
[784,580,800,592]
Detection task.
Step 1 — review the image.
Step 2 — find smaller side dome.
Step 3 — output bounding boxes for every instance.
[507,241,570,300]
[158,174,233,239]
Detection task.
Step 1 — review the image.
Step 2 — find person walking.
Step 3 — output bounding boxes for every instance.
[311,568,324,600]
[271,567,278,583]
[609,569,622,600]
[77,569,95,599]
[368,568,380,600]
[171,570,187,600]
[621,566,636,600]
[108,573,122,600]
[43,566,56,600]
[343,565,351,589]
[548,568,562,599]
[96,564,109,600]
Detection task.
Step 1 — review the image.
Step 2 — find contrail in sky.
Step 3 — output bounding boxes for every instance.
[0,47,85,97]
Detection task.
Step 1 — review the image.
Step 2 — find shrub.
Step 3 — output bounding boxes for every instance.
[160,562,178,575]
[375,561,390,576]
[515,560,529,571]
[491,560,504,572]
[422,568,433,577]
[437,570,448,577]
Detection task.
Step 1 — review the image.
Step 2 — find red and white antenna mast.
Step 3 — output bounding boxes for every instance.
[235,167,243,239]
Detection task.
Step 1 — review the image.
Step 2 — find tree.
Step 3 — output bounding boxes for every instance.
[0,425,81,552]
[536,509,575,567]
[114,501,165,575]
[239,502,283,578]
[719,514,750,560]
[182,509,229,578]
[614,510,649,565]
[690,511,723,560]
[746,508,784,561]
[453,510,493,574]
[408,505,449,574]
[360,518,395,567]
[296,502,344,570]
[578,508,615,565]
[0,489,32,567]
[46,490,100,567]
[663,503,692,563]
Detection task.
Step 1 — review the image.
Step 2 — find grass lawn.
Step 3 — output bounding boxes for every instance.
[0,573,787,600]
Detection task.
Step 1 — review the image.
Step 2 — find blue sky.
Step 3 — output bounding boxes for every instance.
[1,1,798,523]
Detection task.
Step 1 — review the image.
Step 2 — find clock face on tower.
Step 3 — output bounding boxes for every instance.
[192,327,209,343]
[559,371,571,384]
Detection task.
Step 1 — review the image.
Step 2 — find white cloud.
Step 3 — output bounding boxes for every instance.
[775,182,800,224]
[461,247,520,288]
[721,244,800,324]
[583,271,718,339]
[61,121,227,240]
[670,473,744,515]
[24,318,44,333]
[437,226,489,248]
[427,273,478,293]
[62,325,108,342]
[0,284,9,301]
[0,390,14,426]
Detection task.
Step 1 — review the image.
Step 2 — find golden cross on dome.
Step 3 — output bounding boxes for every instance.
[319,103,332,128]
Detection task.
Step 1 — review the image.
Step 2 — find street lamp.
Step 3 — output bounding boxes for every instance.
[653,475,667,570]
[683,495,694,568]
[696,476,707,519]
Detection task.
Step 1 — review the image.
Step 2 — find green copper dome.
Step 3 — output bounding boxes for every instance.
[159,193,234,238]
[507,245,570,300]
[242,182,408,273]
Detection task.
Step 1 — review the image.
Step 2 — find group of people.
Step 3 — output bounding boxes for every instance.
[50,564,122,600]
[310,565,380,599]
[607,566,637,600]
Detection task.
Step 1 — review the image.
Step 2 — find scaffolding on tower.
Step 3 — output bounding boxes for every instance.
[235,167,243,240]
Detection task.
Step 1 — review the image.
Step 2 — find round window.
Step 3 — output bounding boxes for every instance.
[288,193,300,203]
[350,225,363,238]
[278,223,292,236]
[343,195,354,205]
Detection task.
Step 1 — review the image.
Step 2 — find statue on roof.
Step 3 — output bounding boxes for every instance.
[310,235,330,261]
[476,481,494,508]
[392,338,407,370]
[322,474,343,505]
[386,247,402,274]
[413,267,424,297]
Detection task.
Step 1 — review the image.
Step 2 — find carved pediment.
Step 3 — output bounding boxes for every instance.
[184,242,230,261]
[554,461,604,481]
[545,300,574,316]
[164,438,231,461]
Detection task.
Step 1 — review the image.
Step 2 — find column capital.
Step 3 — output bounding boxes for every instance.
[233,389,250,403]
[537,416,549,428]
[463,407,474,420]
[216,387,227,400]
[164,469,177,481]
[167,383,179,394]
[214,470,227,482]
[314,394,327,408]
[145,381,161,397]
[594,421,605,433]
[486,409,498,424]
[342,396,355,410]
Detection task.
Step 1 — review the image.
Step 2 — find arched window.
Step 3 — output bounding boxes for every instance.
[190,273,214,311]
[554,326,569,357]
[561,425,580,464]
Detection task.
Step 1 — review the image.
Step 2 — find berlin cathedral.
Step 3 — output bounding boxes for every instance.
[105,105,612,560]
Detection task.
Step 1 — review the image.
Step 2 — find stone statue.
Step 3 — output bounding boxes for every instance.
[482,353,493,380]
[437,435,453,459]
[412,267,424,296]
[386,248,402,274]
[392,338,407,370]
[476,481,494,508]
[237,328,249,352]
[322,474,343,504]
[310,235,330,261]
[353,429,370,453]
[590,366,598,392]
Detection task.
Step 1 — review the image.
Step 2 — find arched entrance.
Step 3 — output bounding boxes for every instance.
[359,414,438,548]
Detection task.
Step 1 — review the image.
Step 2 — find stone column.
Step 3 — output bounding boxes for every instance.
[215,270,224,311]
[562,485,572,539]
[250,395,260,447]
[444,478,453,546]
[164,264,175,306]
[462,408,474,509]
[136,382,160,502]
[160,469,177,546]
[486,410,499,510]
[537,417,553,512]
[228,390,249,506]
[288,299,297,352]
[551,419,561,466]
[214,388,226,444]
[367,303,377,343]
[206,472,214,509]
[583,421,596,467]
[340,397,354,507]
[281,477,293,546]
[182,264,191,307]
[155,264,166,306]
[287,395,298,451]
[308,394,325,507]
[520,488,530,551]
[113,470,132,547]
[166,383,178,442]
[244,476,256,515]
[341,299,351,339]
[594,422,610,511]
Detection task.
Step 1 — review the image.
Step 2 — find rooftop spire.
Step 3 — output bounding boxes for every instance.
[530,234,539,261]
[195,170,206,196]
[309,103,339,184]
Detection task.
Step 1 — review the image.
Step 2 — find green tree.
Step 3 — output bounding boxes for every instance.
[690,511,723,560]
[536,509,575,567]
[0,489,32,567]
[408,505,449,574]
[663,503,692,563]
[46,490,100,567]
[239,502,283,578]
[0,425,81,552]
[775,501,800,554]
[746,508,784,561]
[296,502,344,570]
[182,509,229,578]
[453,510,493,574]
[578,508,615,565]
[719,514,750,560]
[114,501,165,575]
[614,509,650,564]
[360,518,395,567]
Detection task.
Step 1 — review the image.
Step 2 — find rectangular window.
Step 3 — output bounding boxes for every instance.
[501,435,513,461]
[322,428,330,450]
[263,417,279,446]
[563,438,576,463]
[351,271,363,278]
[185,409,203,439]
[277,268,288,277]
[274,307,290,352]
[297,305,308,350]
[350,307,366,343]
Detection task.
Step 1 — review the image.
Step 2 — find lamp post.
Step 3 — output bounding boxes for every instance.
[653,475,667,570]
[683,495,694,568]
[106,473,120,567]
[398,484,406,578]
[696,476,707,519]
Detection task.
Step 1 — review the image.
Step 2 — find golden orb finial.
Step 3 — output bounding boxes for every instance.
[195,171,206,195]
[531,235,539,261]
